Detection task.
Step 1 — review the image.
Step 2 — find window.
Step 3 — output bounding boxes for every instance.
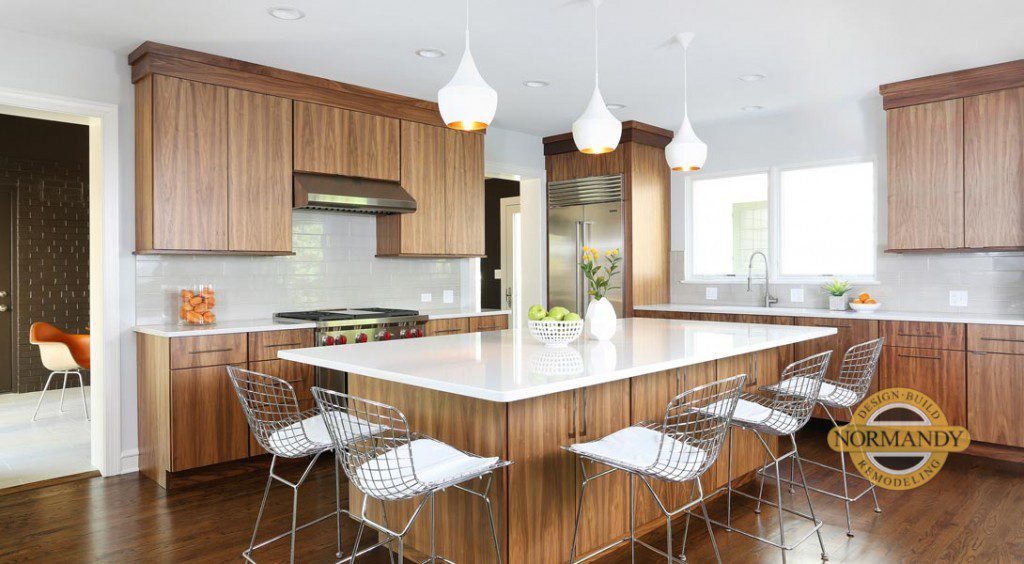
[690,172,768,277]
[685,161,876,282]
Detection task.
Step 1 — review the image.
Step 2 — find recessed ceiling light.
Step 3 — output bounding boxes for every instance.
[742,105,764,111]
[416,48,446,59]
[267,7,305,20]
[606,103,626,110]
[738,74,766,82]
[523,80,550,88]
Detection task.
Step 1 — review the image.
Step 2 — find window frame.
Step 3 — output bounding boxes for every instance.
[683,157,879,285]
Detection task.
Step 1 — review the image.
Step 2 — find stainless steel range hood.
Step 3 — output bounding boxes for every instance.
[293,172,417,214]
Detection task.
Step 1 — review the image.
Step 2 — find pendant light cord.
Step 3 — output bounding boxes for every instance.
[465,0,471,48]
[682,42,689,116]
[593,2,599,86]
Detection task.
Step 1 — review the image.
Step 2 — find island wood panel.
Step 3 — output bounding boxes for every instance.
[246,358,315,456]
[964,87,1024,248]
[573,379,632,559]
[227,89,293,252]
[444,129,485,256]
[792,317,879,421]
[545,149,624,183]
[624,143,670,315]
[886,99,964,251]
[968,352,1024,447]
[879,346,966,426]
[680,361,731,494]
[967,323,1024,355]
[137,333,171,487]
[169,363,250,471]
[152,74,229,251]
[880,320,965,351]
[424,317,470,336]
[347,374,508,564]
[715,353,779,489]
[293,101,400,181]
[468,315,509,333]
[376,121,447,255]
[508,389,577,564]
[630,369,681,526]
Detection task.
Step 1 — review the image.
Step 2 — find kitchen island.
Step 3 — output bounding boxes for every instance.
[280,317,836,563]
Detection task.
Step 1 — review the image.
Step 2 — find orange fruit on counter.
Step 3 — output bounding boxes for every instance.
[180,289,194,301]
[179,306,188,319]
[858,293,871,302]
[865,298,877,304]
[202,311,215,323]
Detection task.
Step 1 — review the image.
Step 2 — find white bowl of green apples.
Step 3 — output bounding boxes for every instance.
[527,305,583,347]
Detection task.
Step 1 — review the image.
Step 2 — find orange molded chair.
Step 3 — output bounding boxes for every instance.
[29,322,90,421]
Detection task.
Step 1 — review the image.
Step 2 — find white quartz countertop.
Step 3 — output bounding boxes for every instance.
[278,318,836,403]
[635,303,1024,327]
[133,308,512,338]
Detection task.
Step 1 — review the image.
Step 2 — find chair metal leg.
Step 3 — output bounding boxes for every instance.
[822,407,854,536]
[380,499,395,564]
[59,371,69,412]
[482,482,503,564]
[247,456,277,558]
[696,479,722,564]
[335,455,343,558]
[429,491,437,563]
[790,434,828,561]
[753,449,770,514]
[396,538,404,564]
[680,481,693,559]
[628,473,636,563]
[568,459,590,563]
[350,518,365,564]
[772,439,788,564]
[847,407,882,514]
[289,482,300,564]
[75,372,90,420]
[31,371,57,421]
[726,425,734,529]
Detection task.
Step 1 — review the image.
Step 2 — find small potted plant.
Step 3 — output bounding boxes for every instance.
[580,246,621,340]
[822,279,853,311]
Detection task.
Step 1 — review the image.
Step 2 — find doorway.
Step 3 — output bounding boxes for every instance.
[481,178,521,315]
[0,113,95,490]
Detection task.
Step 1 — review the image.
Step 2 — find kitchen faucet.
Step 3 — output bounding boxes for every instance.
[747,251,778,308]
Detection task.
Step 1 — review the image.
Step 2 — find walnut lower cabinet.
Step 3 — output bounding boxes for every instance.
[967,324,1024,447]
[425,314,509,337]
[137,328,314,488]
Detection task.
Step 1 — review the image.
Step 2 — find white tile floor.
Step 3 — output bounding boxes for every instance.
[0,385,93,489]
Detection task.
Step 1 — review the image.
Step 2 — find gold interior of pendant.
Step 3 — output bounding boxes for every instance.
[581,147,615,155]
[672,165,702,172]
[447,121,489,131]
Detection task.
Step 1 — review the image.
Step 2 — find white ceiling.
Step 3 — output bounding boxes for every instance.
[2,0,1023,136]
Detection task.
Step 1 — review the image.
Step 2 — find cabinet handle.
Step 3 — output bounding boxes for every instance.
[189,348,232,355]
[676,368,683,397]
[581,387,588,437]
[748,353,759,388]
[263,342,302,348]
[980,337,1024,343]
[898,353,941,360]
[569,390,578,439]
[898,332,938,338]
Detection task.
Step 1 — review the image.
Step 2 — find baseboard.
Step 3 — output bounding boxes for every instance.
[120,448,139,474]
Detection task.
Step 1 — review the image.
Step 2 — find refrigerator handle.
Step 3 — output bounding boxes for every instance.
[575,221,583,316]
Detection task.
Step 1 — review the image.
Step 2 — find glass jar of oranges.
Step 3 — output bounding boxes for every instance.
[179,285,217,325]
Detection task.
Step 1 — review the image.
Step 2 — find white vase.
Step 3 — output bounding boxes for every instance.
[586,297,617,341]
[828,295,848,311]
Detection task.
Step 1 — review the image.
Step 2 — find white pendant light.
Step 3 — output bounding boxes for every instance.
[665,32,708,171]
[438,0,497,131]
[572,0,621,154]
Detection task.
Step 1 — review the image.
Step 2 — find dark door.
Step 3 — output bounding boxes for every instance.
[0,186,12,393]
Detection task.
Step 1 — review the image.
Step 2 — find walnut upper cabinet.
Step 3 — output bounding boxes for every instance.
[376,121,485,257]
[136,74,293,254]
[881,60,1024,252]
[293,101,400,181]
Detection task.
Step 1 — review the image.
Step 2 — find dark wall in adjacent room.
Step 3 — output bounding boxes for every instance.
[0,114,89,393]
[480,178,520,310]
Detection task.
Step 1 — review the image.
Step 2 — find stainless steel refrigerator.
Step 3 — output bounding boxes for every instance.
[547,174,625,317]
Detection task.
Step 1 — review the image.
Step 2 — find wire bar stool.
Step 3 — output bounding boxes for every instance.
[760,338,885,536]
[228,367,389,564]
[705,351,832,563]
[564,373,748,563]
[313,386,511,564]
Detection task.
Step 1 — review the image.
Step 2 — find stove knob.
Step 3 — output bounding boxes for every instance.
[356,333,367,343]
[415,328,423,338]
[338,335,348,345]
[324,335,335,346]
[380,330,392,341]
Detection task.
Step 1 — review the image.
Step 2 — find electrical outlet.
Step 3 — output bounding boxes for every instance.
[790,288,805,303]
[705,287,718,300]
[443,290,454,304]
[421,293,433,303]
[949,290,968,307]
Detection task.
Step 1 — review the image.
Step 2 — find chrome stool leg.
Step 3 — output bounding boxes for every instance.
[568,458,590,563]
[31,371,58,421]
[790,434,828,560]
[628,473,636,563]
[59,371,69,412]
[850,406,882,514]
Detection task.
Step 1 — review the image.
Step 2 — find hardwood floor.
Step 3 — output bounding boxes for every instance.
[2,421,1023,562]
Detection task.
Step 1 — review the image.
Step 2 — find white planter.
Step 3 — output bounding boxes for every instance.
[586,297,617,341]
[828,295,848,311]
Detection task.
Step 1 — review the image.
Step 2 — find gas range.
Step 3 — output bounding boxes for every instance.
[274,307,428,346]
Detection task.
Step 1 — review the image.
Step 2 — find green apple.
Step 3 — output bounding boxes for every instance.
[563,312,581,322]
[548,306,570,320]
[541,316,559,322]
[527,305,547,321]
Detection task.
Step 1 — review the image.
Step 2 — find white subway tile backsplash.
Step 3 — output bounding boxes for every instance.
[135,211,470,324]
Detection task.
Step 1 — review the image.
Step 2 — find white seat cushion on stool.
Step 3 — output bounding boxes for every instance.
[268,412,384,452]
[355,438,498,499]
[568,426,708,482]
[764,377,859,407]
[730,399,800,433]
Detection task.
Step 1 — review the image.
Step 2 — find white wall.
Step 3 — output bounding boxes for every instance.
[670,95,1024,314]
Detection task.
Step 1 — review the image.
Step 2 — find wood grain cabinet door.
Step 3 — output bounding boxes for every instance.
[965,87,1024,248]
[444,130,485,256]
[880,346,966,426]
[227,89,293,252]
[886,99,964,250]
[967,352,1024,447]
[152,75,229,250]
[170,364,250,471]
[425,317,470,336]
[389,121,447,255]
[293,101,400,181]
